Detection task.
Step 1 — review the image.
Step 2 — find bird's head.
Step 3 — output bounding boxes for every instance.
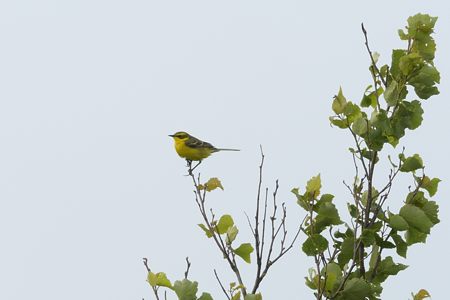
[169,131,191,141]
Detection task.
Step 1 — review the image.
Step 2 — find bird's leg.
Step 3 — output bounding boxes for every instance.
[186,160,193,175]
[186,159,192,168]
[190,160,202,173]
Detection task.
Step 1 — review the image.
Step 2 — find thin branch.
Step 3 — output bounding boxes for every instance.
[251,171,301,294]
[261,187,269,261]
[244,212,256,236]
[143,258,151,273]
[361,23,387,87]
[184,257,191,279]
[214,269,231,300]
[347,126,369,178]
[254,146,265,288]
[188,170,248,297]
[143,258,161,300]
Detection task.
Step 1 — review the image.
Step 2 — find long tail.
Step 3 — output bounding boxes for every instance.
[216,148,240,151]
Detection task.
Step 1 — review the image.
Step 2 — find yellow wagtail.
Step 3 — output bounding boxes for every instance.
[169,131,239,171]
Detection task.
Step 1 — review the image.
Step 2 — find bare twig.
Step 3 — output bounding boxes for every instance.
[254,146,265,288]
[184,257,191,279]
[361,23,387,87]
[248,152,301,294]
[244,212,256,236]
[214,269,231,300]
[188,170,248,297]
[143,258,161,300]
[143,258,151,272]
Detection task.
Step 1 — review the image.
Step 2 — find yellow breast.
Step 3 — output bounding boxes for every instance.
[174,140,212,161]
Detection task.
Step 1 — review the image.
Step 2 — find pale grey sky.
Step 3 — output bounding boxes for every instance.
[0,1,449,299]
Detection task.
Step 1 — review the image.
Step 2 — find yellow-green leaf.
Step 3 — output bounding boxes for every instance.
[226,225,239,245]
[216,215,234,234]
[147,272,172,288]
[306,174,321,199]
[419,176,441,197]
[231,291,241,300]
[233,243,254,263]
[198,224,213,238]
[413,289,431,300]
[400,154,423,172]
[244,293,262,300]
[199,177,224,192]
[332,87,347,114]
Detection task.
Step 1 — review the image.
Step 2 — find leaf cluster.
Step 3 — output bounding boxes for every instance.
[296,13,441,300]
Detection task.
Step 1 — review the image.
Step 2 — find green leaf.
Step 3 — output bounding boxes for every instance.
[347,203,358,218]
[405,227,428,245]
[388,214,409,231]
[373,256,408,284]
[173,279,198,300]
[384,80,399,106]
[332,87,347,114]
[408,64,440,99]
[380,240,396,249]
[352,116,368,136]
[422,201,440,225]
[360,148,378,163]
[226,225,239,245]
[400,204,433,234]
[305,268,318,290]
[198,224,213,238]
[391,49,407,79]
[315,202,342,233]
[405,191,427,206]
[322,263,342,293]
[400,204,433,233]
[318,193,335,204]
[231,291,241,300]
[337,236,354,267]
[306,174,321,198]
[302,234,328,256]
[198,293,214,300]
[216,215,234,235]
[366,110,390,150]
[400,154,423,172]
[343,102,362,124]
[361,187,379,207]
[391,100,423,141]
[233,243,254,263]
[329,117,349,129]
[244,293,262,300]
[292,187,310,211]
[361,229,375,246]
[419,176,441,197]
[361,86,376,108]
[406,14,437,38]
[369,244,380,270]
[336,278,372,300]
[199,177,224,192]
[147,272,172,288]
[406,14,438,62]
[391,233,408,258]
[399,52,422,76]
[244,294,262,300]
[147,272,157,287]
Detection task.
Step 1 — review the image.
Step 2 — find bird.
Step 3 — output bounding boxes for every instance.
[169,131,239,172]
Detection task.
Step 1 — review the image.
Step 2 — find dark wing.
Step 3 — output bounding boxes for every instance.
[185,136,217,151]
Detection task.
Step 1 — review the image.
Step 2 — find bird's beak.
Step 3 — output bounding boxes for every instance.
[168,134,175,137]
